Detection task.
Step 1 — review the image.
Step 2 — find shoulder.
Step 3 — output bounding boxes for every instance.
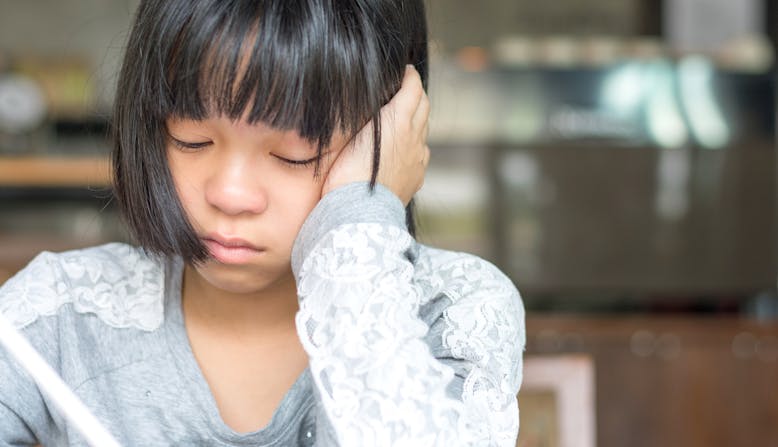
[415,244,526,388]
[0,242,168,331]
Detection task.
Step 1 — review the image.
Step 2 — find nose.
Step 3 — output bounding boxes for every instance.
[204,157,267,216]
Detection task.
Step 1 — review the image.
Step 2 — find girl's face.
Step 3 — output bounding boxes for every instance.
[166,115,348,295]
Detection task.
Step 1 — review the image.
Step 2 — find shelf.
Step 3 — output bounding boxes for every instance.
[0,156,111,187]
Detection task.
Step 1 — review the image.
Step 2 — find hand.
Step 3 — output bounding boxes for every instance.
[322,65,430,206]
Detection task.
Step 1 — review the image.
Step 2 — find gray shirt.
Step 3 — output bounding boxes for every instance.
[0,183,525,446]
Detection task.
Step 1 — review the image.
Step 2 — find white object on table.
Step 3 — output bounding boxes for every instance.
[0,311,122,447]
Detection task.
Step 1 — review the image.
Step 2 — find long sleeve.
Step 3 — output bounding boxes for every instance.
[291,182,525,446]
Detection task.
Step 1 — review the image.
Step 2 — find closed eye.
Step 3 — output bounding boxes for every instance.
[170,136,211,151]
[272,154,322,168]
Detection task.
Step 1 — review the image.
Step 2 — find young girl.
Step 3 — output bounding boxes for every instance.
[0,0,525,445]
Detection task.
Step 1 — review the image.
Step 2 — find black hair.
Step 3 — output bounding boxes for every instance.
[112,0,428,262]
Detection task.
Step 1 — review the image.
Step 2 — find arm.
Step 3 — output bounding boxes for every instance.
[291,182,524,446]
[295,66,524,445]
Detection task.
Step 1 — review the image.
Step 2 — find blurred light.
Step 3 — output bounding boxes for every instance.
[498,151,538,189]
[455,46,489,72]
[601,63,647,115]
[498,152,557,205]
[645,61,688,149]
[537,35,578,67]
[580,36,621,66]
[417,166,488,212]
[493,35,535,67]
[678,56,729,149]
[732,332,757,359]
[717,34,774,73]
[0,75,46,134]
[630,330,655,357]
[623,38,665,60]
[655,149,690,221]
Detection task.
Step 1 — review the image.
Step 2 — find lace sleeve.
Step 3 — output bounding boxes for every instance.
[293,185,524,446]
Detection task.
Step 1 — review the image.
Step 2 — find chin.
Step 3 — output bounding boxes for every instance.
[198,262,293,295]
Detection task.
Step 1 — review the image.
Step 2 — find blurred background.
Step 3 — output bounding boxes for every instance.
[0,0,776,446]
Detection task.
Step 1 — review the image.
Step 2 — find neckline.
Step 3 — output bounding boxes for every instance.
[163,256,313,444]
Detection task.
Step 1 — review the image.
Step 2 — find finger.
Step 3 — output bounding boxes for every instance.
[412,91,430,130]
[420,118,429,142]
[417,147,429,191]
[389,65,424,116]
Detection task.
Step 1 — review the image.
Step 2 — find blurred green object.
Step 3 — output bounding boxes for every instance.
[15,56,95,119]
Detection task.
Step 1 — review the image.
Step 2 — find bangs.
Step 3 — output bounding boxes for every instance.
[157,0,402,148]
[113,0,427,262]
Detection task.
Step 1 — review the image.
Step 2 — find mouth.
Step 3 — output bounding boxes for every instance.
[202,234,265,264]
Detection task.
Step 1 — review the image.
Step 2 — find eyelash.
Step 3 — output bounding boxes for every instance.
[273,154,320,168]
[170,137,210,152]
[170,136,320,167]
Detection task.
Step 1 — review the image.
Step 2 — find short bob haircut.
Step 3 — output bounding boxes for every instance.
[112,0,428,262]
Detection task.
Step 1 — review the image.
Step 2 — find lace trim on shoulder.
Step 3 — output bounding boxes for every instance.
[0,243,166,331]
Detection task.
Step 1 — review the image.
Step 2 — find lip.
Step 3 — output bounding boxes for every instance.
[202,234,265,264]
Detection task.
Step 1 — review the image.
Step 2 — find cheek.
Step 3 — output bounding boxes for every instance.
[266,179,323,250]
[281,176,324,227]
[281,153,340,225]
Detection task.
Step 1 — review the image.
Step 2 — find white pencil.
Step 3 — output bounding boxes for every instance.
[0,312,122,447]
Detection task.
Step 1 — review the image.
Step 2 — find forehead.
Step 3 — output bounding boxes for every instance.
[161,3,376,151]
